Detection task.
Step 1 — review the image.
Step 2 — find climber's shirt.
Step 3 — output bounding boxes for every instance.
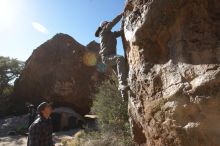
[99,14,123,57]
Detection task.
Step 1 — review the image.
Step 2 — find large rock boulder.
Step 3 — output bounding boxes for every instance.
[14,33,107,115]
[122,0,220,145]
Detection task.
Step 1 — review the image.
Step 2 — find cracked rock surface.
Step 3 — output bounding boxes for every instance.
[122,0,220,145]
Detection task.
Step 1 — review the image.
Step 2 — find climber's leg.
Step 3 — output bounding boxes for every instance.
[101,55,129,101]
[116,56,128,88]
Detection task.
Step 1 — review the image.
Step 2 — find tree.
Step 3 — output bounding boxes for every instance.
[0,56,24,95]
[0,56,24,115]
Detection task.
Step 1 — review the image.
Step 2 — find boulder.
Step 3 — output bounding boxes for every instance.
[122,0,220,145]
[14,33,108,115]
[51,107,85,132]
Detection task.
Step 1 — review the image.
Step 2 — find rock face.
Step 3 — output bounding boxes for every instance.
[51,107,85,132]
[122,0,220,145]
[14,33,107,115]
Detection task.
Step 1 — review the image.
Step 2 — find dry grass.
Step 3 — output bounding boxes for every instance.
[61,130,134,146]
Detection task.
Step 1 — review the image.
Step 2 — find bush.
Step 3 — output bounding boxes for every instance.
[73,76,134,146]
[92,76,130,135]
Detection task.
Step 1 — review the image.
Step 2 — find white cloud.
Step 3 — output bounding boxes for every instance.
[32,22,48,34]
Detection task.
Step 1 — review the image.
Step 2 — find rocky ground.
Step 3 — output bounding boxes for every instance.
[0,136,27,146]
[0,114,97,146]
[0,129,80,146]
[0,115,29,137]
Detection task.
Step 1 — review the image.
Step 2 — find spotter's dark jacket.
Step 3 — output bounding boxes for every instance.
[27,115,54,146]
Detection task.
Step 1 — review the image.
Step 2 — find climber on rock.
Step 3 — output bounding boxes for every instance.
[95,12,129,101]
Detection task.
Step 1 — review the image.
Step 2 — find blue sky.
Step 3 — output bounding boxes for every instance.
[0,0,125,61]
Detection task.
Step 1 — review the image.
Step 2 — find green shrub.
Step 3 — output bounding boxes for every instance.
[60,76,134,146]
[78,76,134,146]
[92,76,130,134]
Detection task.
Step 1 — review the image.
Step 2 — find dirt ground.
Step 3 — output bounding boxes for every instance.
[0,136,27,146]
[0,114,97,146]
[0,129,79,146]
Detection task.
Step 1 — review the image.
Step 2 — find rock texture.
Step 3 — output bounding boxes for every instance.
[14,33,107,115]
[122,0,220,145]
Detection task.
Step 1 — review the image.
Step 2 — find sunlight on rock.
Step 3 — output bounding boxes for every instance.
[83,52,97,67]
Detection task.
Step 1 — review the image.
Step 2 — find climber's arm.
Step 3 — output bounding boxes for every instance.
[114,30,122,38]
[106,13,123,30]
